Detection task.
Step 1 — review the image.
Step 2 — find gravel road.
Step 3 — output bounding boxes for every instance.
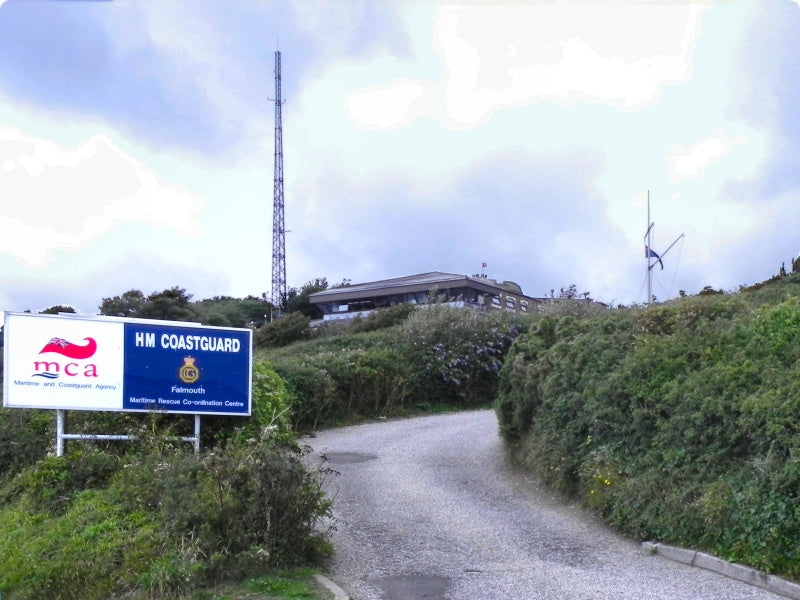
[305,409,786,600]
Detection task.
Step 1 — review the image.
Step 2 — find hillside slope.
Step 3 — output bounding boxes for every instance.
[496,273,800,580]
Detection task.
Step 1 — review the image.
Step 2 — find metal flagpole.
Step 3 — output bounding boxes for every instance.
[644,191,655,306]
[647,192,652,305]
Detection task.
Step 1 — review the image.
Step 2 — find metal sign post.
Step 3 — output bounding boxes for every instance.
[55,409,202,456]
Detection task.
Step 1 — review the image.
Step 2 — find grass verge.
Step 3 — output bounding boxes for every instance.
[186,569,326,600]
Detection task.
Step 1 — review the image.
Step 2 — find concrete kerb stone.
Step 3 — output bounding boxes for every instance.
[317,544,800,600]
[313,574,351,600]
[652,542,697,565]
[643,542,800,600]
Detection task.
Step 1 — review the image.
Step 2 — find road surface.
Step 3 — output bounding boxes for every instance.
[306,409,785,600]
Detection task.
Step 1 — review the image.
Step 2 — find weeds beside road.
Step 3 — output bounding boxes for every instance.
[195,570,323,600]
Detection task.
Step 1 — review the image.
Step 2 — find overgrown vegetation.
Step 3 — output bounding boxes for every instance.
[0,361,332,600]
[496,271,800,580]
[1,295,526,598]
[10,268,800,592]
[261,303,527,429]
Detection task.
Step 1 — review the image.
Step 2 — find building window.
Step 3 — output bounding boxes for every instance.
[520,300,529,313]
[491,296,501,307]
[506,297,515,309]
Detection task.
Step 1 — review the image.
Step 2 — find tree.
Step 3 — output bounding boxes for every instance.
[194,295,273,328]
[40,305,76,315]
[99,290,146,317]
[135,287,199,322]
[285,278,328,319]
[549,284,589,300]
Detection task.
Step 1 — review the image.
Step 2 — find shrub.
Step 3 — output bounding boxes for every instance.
[204,360,293,444]
[495,315,563,441]
[0,408,53,480]
[113,434,333,580]
[0,433,332,599]
[347,304,417,333]
[268,359,339,430]
[1,447,119,513]
[255,312,310,348]
[399,305,525,407]
[317,347,409,419]
[0,358,330,599]
[495,290,800,580]
[268,345,410,430]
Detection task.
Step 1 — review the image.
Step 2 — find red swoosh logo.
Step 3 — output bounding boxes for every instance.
[39,337,97,359]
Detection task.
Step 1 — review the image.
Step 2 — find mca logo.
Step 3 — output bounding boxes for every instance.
[179,357,200,384]
[33,336,99,379]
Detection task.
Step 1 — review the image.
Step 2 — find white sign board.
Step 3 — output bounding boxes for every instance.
[3,312,252,415]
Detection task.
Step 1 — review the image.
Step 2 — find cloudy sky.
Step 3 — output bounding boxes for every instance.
[1,0,799,318]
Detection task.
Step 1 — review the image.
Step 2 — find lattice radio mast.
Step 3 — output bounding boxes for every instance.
[270,50,287,318]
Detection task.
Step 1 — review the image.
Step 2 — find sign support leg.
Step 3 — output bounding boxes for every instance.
[194,414,201,454]
[56,409,66,457]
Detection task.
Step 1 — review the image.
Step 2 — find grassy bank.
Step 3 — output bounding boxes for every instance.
[496,273,800,580]
[0,363,333,600]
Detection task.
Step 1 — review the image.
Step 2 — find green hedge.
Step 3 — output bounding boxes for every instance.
[496,282,800,579]
[263,304,527,429]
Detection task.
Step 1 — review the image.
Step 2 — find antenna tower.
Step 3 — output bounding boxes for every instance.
[271,50,287,318]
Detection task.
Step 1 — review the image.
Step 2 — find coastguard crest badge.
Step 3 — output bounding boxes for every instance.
[179,357,200,384]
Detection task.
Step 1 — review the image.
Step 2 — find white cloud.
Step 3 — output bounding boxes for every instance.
[344,79,428,130]
[667,130,748,182]
[345,3,707,131]
[0,126,204,267]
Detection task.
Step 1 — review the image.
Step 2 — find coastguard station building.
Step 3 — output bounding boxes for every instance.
[308,271,544,322]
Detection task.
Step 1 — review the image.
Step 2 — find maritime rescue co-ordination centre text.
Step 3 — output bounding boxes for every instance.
[3,312,253,416]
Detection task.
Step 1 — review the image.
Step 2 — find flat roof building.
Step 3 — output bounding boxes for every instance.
[308,271,544,321]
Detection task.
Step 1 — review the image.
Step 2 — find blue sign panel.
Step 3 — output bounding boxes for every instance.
[122,323,252,416]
